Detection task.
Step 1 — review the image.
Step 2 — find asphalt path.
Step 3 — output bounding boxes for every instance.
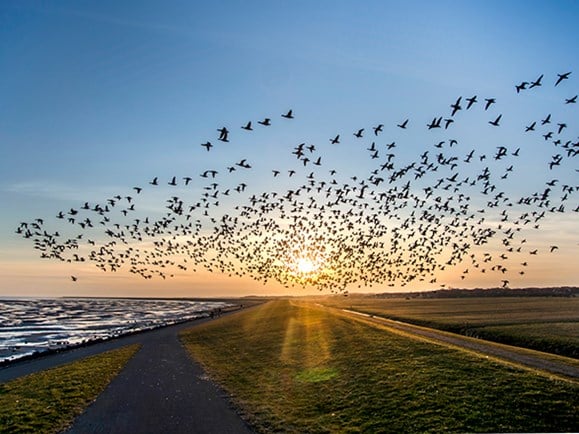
[1,308,254,434]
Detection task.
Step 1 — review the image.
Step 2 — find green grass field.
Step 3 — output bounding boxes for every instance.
[322,296,579,358]
[181,301,579,433]
[0,344,140,434]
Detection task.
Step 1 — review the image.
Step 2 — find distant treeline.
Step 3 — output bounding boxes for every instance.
[369,287,579,298]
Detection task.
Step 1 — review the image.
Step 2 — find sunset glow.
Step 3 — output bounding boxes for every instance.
[1,2,577,297]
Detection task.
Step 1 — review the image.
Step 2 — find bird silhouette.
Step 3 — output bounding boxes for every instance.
[555,71,571,86]
[397,119,409,129]
[529,74,543,89]
[488,114,502,126]
[484,98,496,110]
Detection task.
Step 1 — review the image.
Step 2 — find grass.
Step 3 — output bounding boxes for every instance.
[322,296,579,358]
[181,300,579,433]
[0,344,140,434]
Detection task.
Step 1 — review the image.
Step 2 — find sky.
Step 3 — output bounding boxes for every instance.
[0,0,577,298]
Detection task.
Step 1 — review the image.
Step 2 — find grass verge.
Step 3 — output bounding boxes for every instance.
[0,344,140,434]
[323,297,579,358]
[181,300,578,433]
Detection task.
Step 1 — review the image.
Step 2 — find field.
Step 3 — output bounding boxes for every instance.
[181,300,579,433]
[321,296,579,358]
[0,344,139,434]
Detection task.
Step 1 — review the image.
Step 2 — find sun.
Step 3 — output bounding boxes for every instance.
[296,257,317,274]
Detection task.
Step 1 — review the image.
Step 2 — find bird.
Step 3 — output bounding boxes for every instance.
[330,135,340,144]
[557,123,567,134]
[488,114,502,126]
[555,71,571,86]
[71,276,77,282]
[515,82,528,93]
[236,159,252,169]
[258,118,271,126]
[201,141,213,151]
[282,110,294,119]
[217,127,229,142]
[149,177,158,186]
[241,121,253,131]
[484,98,496,110]
[373,124,384,135]
[397,119,409,129]
[353,128,364,138]
[541,114,551,125]
[450,96,462,116]
[466,96,477,109]
[529,74,543,89]
[565,95,577,104]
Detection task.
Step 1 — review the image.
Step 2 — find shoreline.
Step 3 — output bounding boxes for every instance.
[0,298,242,367]
[0,303,246,383]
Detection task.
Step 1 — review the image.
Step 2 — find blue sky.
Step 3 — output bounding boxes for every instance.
[1,1,577,297]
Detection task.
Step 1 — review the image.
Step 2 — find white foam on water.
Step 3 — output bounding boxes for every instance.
[0,298,231,363]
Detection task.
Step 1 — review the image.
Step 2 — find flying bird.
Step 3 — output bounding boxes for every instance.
[217,127,229,142]
[555,71,571,86]
[529,74,543,89]
[397,119,409,129]
[488,114,502,126]
[484,98,496,110]
[466,95,477,109]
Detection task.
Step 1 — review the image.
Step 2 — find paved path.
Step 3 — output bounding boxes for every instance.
[339,308,579,381]
[64,318,253,434]
[1,309,254,434]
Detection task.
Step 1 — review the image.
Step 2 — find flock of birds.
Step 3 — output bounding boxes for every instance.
[16,73,578,293]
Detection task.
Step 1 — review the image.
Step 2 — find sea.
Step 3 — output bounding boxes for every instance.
[0,297,231,364]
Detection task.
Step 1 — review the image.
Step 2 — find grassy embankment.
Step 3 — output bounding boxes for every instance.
[181,300,578,433]
[0,344,140,434]
[322,296,579,358]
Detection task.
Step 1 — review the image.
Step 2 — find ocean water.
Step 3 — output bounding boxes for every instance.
[0,298,231,364]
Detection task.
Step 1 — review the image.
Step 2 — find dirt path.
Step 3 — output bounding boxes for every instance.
[338,308,579,381]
